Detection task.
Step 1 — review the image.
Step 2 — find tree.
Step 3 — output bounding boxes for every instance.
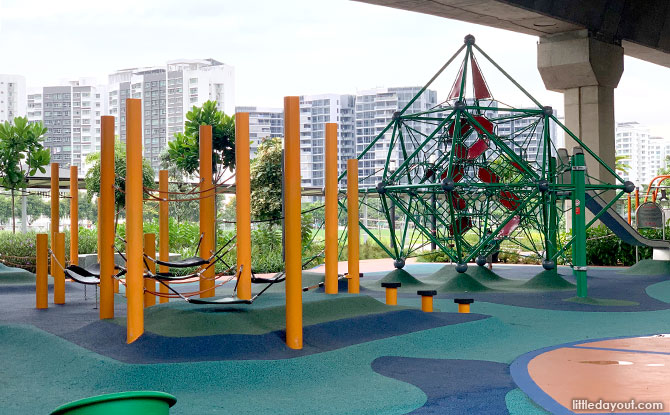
[158,152,201,224]
[0,117,50,232]
[84,139,155,228]
[616,154,631,175]
[165,100,235,177]
[250,137,283,222]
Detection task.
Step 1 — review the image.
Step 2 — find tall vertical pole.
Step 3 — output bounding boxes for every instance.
[235,113,252,300]
[53,232,65,304]
[199,125,215,298]
[571,148,587,298]
[50,162,59,247]
[347,159,360,294]
[143,233,156,307]
[430,193,437,251]
[284,96,302,350]
[100,116,115,319]
[547,156,558,272]
[158,170,170,303]
[36,233,48,309]
[69,166,78,266]
[125,99,144,343]
[325,123,339,294]
[627,194,632,224]
[21,194,27,233]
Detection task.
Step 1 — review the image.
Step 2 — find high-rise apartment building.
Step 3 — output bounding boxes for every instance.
[299,94,356,188]
[234,106,284,157]
[616,122,670,186]
[0,75,26,123]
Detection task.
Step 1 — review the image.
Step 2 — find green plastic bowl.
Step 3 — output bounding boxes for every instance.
[50,391,177,415]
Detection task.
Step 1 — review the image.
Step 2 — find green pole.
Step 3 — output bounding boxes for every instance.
[571,148,587,298]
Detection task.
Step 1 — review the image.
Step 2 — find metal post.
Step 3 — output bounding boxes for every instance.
[199,125,215,298]
[125,98,144,343]
[284,96,303,350]
[235,113,252,300]
[21,194,27,233]
[430,192,437,251]
[571,148,587,298]
[347,158,360,294]
[70,165,78,266]
[325,123,339,294]
[100,116,115,319]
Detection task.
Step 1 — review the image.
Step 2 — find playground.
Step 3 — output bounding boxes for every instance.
[1,35,670,414]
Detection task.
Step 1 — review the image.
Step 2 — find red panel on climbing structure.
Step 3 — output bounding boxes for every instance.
[478,167,499,184]
[451,191,467,210]
[472,115,494,135]
[511,161,525,173]
[449,62,465,100]
[448,118,472,137]
[452,164,464,182]
[449,217,473,235]
[470,55,492,100]
[424,168,435,180]
[500,216,521,237]
[500,191,521,211]
[468,138,489,159]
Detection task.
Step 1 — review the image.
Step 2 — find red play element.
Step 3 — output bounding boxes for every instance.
[470,55,492,100]
[448,118,472,137]
[511,161,525,173]
[449,217,473,235]
[478,167,499,184]
[472,115,494,136]
[424,168,435,180]
[500,191,521,211]
[500,216,521,237]
[451,191,467,210]
[449,62,465,100]
[452,164,464,182]
[468,138,489,159]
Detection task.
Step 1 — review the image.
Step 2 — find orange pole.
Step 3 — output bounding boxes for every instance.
[421,296,434,312]
[385,288,398,306]
[627,194,632,224]
[125,98,144,343]
[347,159,360,294]
[158,170,170,303]
[325,123,338,294]
[144,233,156,307]
[69,166,78,266]
[635,188,639,210]
[284,96,303,350]
[53,232,65,304]
[199,125,215,298]
[36,233,48,309]
[235,113,252,300]
[50,162,59,247]
[100,116,116,319]
[458,303,470,313]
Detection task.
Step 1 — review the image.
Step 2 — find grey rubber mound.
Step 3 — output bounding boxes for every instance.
[522,270,575,290]
[619,259,670,276]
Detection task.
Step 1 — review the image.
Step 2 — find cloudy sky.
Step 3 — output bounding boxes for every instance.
[1,0,669,136]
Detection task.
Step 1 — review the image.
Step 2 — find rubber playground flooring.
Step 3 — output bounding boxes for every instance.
[1,262,670,414]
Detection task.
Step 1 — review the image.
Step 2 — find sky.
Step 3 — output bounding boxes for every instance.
[1,0,669,137]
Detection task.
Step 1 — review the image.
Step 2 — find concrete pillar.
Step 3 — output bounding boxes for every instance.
[538,30,623,186]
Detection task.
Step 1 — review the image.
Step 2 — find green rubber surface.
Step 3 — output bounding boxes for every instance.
[646,280,670,303]
[0,264,37,284]
[618,259,670,275]
[438,273,492,292]
[563,296,640,307]
[521,270,574,290]
[377,268,425,289]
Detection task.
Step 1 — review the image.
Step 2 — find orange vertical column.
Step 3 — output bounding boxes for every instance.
[199,125,215,298]
[325,123,339,294]
[69,166,78,266]
[144,233,156,307]
[53,232,65,304]
[347,159,360,294]
[235,113,252,300]
[36,234,48,309]
[284,96,303,349]
[125,99,144,343]
[158,170,170,303]
[100,116,116,319]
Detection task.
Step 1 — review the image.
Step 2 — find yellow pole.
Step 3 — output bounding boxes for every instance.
[347,158,360,294]
[144,233,156,307]
[284,96,303,350]
[126,98,144,343]
[199,125,215,298]
[386,288,398,306]
[158,170,170,303]
[325,123,338,294]
[69,166,78,266]
[235,113,252,300]
[418,291,437,312]
[458,304,470,313]
[53,232,65,305]
[50,162,59,247]
[100,116,116,319]
[36,233,48,309]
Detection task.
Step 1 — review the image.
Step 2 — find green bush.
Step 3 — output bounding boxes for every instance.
[0,231,39,271]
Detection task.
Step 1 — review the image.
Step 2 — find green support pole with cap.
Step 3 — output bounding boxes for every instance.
[571,147,587,298]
